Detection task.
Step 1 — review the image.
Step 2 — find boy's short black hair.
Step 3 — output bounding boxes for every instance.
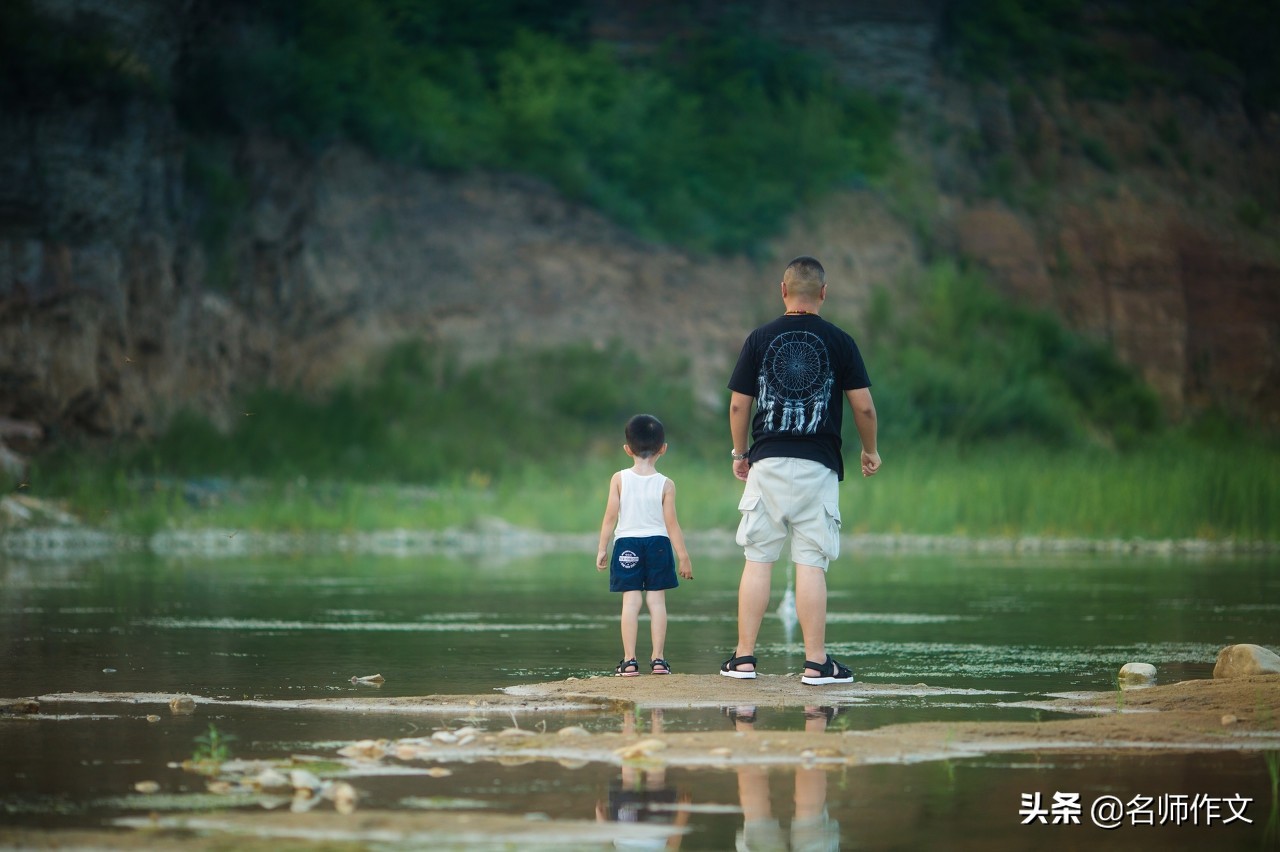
[625,414,665,458]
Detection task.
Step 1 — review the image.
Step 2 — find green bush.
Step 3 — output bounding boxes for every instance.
[175,1,897,254]
[117,341,720,484]
[945,0,1280,114]
[942,0,1134,100]
[858,263,1160,449]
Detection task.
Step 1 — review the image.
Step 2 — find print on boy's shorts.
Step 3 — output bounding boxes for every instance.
[609,536,678,592]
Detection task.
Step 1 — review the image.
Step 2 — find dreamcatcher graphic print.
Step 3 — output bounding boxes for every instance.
[756,330,833,434]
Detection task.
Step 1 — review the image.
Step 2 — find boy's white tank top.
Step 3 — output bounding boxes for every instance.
[614,469,669,538]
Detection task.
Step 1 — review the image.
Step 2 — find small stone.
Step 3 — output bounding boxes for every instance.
[800,747,842,759]
[1221,714,1238,726]
[1118,663,1157,683]
[424,766,453,777]
[614,738,666,759]
[145,714,161,723]
[252,768,291,792]
[337,739,386,760]
[497,727,536,739]
[325,781,358,815]
[289,769,322,792]
[133,780,160,794]
[392,743,420,760]
[557,726,590,737]
[4,699,39,714]
[168,696,196,715]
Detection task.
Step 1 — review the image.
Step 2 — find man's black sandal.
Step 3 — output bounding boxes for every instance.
[801,655,854,685]
[616,658,640,677]
[804,706,838,723]
[720,654,758,679]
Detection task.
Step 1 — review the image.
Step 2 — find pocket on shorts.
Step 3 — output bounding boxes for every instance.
[735,493,765,548]
[822,501,842,560]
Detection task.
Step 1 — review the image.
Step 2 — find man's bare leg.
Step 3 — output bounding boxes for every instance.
[795,563,828,677]
[733,560,774,673]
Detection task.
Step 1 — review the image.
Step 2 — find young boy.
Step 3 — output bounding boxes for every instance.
[596,414,693,676]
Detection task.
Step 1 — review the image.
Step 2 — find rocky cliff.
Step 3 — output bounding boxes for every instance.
[1,0,1277,474]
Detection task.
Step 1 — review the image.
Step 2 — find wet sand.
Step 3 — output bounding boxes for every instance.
[15,674,1280,765]
[4,675,1278,849]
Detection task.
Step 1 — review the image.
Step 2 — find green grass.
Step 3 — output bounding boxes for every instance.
[496,439,1280,540]
[844,440,1278,541]
[22,437,1279,542]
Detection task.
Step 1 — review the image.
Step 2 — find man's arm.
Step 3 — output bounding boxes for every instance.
[845,387,881,477]
[729,391,754,482]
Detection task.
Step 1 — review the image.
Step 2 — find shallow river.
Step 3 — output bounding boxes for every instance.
[2,547,1278,849]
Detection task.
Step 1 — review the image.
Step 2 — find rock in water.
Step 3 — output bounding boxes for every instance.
[1118,663,1156,684]
[1213,644,1280,678]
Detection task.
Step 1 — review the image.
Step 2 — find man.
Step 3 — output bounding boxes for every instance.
[722,255,880,684]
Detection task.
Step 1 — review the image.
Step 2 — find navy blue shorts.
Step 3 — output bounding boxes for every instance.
[609,536,678,592]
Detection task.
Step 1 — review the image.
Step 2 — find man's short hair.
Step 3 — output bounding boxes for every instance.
[783,256,826,298]
[625,414,665,458]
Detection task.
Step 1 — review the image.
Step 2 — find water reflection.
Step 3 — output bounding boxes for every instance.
[4,550,1280,847]
[597,709,692,847]
[728,706,840,852]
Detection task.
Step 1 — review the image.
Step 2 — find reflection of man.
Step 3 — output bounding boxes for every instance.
[596,709,690,849]
[730,706,842,851]
[723,256,880,683]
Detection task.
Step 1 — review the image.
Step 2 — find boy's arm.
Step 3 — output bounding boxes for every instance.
[845,386,880,477]
[662,480,693,580]
[596,473,622,570]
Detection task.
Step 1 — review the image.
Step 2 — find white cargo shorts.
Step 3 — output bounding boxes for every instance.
[735,457,841,571]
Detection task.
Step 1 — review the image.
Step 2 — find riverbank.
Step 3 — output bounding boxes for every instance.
[3,676,1278,849]
[3,521,1277,563]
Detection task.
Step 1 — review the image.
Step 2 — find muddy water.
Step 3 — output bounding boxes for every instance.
[2,549,1278,849]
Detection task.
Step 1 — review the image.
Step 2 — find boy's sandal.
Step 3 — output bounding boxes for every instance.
[801,655,854,685]
[650,658,671,675]
[720,654,758,679]
[615,658,641,677]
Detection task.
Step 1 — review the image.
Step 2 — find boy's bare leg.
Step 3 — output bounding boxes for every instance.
[620,591,642,662]
[646,590,668,662]
[733,560,774,672]
[795,563,828,675]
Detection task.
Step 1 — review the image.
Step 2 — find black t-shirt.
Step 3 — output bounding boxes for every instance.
[727,313,871,480]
